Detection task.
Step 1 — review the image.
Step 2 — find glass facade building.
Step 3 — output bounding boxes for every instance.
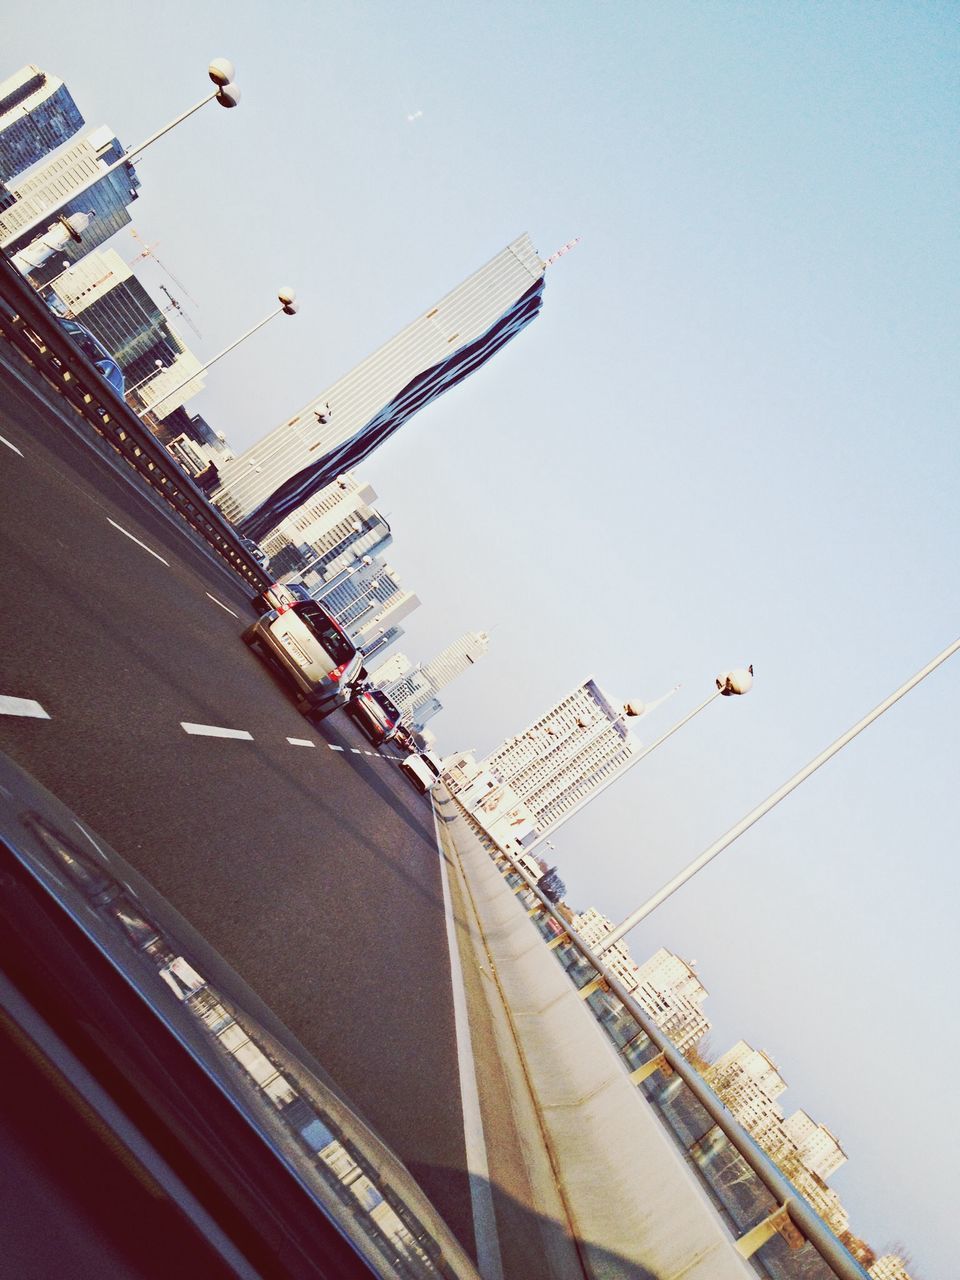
[0,126,140,277]
[213,233,546,540]
[0,66,84,183]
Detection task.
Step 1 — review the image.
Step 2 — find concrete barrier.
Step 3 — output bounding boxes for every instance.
[434,791,756,1280]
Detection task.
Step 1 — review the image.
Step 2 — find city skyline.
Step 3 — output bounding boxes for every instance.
[3,6,957,1272]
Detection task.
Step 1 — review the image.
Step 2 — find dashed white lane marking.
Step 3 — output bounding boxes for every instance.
[0,695,50,719]
[351,748,362,754]
[107,518,170,565]
[0,434,23,456]
[205,592,238,618]
[328,744,345,751]
[287,737,315,748]
[181,722,253,740]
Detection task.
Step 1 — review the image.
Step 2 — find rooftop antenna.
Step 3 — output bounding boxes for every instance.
[543,236,581,267]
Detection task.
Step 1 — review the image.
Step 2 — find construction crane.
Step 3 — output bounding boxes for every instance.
[158,284,202,340]
[126,228,202,338]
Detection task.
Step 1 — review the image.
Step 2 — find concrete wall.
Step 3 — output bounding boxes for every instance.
[434,789,756,1280]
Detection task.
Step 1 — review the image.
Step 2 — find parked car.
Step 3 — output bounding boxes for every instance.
[399,750,444,795]
[242,599,364,720]
[347,686,402,746]
[392,724,417,753]
[251,579,313,614]
[239,537,270,570]
[54,316,125,398]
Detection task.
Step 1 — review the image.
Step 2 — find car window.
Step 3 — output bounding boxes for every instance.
[371,691,399,719]
[293,602,356,665]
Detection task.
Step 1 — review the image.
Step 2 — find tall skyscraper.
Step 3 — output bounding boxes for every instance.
[0,66,84,182]
[213,233,546,540]
[379,631,488,724]
[0,126,140,273]
[420,631,489,693]
[479,679,642,843]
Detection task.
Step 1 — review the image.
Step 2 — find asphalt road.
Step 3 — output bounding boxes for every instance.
[0,352,475,1251]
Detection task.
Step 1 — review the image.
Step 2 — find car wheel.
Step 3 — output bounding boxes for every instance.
[242,624,260,647]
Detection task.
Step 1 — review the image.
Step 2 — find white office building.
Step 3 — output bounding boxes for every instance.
[213,233,546,540]
[480,678,641,842]
[706,1041,789,1139]
[259,474,392,582]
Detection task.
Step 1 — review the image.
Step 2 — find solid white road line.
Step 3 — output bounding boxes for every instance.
[0,434,23,456]
[181,722,253,740]
[107,518,170,566]
[432,798,506,1280]
[0,695,50,719]
[430,801,504,1280]
[287,737,316,748]
[205,592,239,618]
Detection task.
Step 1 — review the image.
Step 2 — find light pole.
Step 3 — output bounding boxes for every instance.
[1,60,242,253]
[126,359,166,398]
[137,287,298,419]
[597,639,960,955]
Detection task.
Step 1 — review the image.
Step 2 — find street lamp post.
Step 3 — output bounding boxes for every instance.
[597,640,960,954]
[1,60,242,253]
[137,287,298,419]
[126,359,166,398]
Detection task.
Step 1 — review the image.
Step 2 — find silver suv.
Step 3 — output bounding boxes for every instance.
[243,600,364,720]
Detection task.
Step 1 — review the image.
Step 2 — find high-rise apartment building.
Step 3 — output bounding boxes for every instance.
[480,678,641,843]
[572,908,640,994]
[869,1257,913,1280]
[213,233,546,540]
[781,1110,846,1181]
[1,125,140,272]
[632,949,711,1055]
[0,66,84,182]
[706,1041,788,1140]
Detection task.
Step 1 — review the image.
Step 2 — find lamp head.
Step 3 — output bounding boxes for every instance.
[208,58,236,86]
[716,664,754,696]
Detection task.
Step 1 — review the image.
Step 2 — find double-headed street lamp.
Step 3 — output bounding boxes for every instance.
[2,60,242,254]
[137,287,298,419]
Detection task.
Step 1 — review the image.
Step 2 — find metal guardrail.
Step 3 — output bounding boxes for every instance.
[0,254,269,595]
[443,789,872,1280]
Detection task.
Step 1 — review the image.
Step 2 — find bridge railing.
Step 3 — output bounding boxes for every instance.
[443,788,872,1280]
[0,255,269,593]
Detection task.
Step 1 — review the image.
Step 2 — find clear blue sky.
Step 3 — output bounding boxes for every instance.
[8,4,958,1272]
